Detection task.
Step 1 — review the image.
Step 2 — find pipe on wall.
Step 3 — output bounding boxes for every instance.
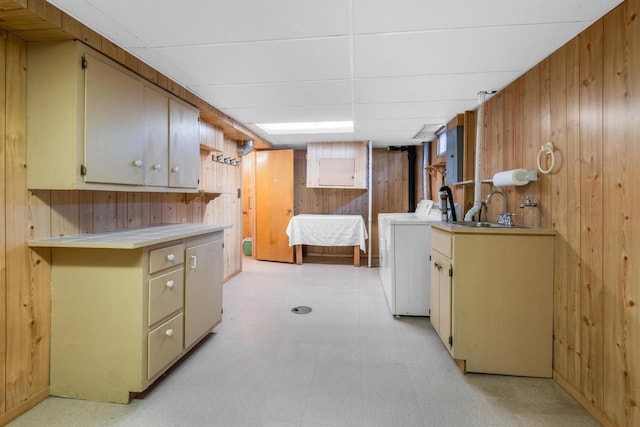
[367,140,373,268]
[423,141,431,200]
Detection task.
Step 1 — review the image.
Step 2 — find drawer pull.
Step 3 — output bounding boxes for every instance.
[165,329,174,337]
[133,159,142,167]
[166,280,174,289]
[166,253,175,262]
[152,163,161,170]
[171,166,180,173]
[190,255,197,269]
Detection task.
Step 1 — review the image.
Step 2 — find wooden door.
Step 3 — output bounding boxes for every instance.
[241,151,256,241]
[255,149,294,263]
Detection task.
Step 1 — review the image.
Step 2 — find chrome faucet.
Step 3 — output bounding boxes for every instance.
[520,195,538,208]
[485,190,508,224]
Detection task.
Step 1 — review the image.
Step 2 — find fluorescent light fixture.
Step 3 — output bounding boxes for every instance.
[256,121,354,135]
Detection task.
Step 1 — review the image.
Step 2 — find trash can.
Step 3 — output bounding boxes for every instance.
[242,238,252,256]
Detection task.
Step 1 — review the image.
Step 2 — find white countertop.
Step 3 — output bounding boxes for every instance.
[28,223,230,249]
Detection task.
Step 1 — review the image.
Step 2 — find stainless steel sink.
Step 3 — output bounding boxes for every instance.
[451,221,528,229]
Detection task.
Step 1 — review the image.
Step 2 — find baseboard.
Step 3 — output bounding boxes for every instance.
[0,388,49,426]
[553,371,616,427]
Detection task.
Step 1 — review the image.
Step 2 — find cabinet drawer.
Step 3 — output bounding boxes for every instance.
[149,243,185,274]
[431,228,452,258]
[149,268,184,326]
[148,313,184,379]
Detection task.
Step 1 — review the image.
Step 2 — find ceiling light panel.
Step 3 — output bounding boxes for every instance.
[256,121,354,135]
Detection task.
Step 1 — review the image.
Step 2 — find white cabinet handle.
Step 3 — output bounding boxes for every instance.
[133,160,142,167]
[171,166,180,173]
[152,164,161,170]
[166,253,175,262]
[191,255,197,269]
[166,280,174,288]
[165,329,174,337]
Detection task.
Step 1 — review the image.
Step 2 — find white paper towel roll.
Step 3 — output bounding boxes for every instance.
[492,169,529,187]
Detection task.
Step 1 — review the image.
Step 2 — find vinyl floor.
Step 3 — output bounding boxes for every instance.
[8,257,600,427]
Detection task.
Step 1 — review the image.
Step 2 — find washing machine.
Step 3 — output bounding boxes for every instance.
[378,200,445,316]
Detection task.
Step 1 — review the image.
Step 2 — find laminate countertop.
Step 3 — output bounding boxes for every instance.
[28,223,231,249]
[431,222,556,236]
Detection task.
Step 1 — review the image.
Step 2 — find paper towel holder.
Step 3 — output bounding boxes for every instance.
[492,168,538,187]
[516,170,538,183]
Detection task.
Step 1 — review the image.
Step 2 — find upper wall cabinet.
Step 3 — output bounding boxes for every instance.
[27,40,200,192]
[306,141,368,189]
[169,99,200,189]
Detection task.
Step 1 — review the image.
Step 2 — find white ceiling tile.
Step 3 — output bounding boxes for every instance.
[49,0,145,48]
[83,0,350,46]
[222,105,353,124]
[193,80,352,109]
[129,48,201,88]
[353,0,622,34]
[48,0,621,148]
[354,22,589,78]
[355,72,517,104]
[355,101,471,121]
[356,118,428,133]
[156,37,351,85]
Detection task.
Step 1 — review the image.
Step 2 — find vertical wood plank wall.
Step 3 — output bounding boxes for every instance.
[0,29,7,418]
[0,35,243,424]
[293,146,424,261]
[478,2,639,425]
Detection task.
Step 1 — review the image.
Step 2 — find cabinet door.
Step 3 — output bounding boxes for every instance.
[84,51,145,185]
[431,251,452,350]
[438,256,453,351]
[169,99,200,188]
[430,253,440,332]
[143,87,169,187]
[184,238,223,348]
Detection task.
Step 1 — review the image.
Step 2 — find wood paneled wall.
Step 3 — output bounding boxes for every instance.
[293,146,425,261]
[0,34,243,426]
[0,30,6,419]
[477,2,639,425]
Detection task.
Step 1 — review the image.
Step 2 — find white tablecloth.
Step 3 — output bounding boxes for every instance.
[285,214,368,251]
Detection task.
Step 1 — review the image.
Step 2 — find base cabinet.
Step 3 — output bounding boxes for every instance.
[430,225,555,377]
[49,231,223,403]
[184,238,223,348]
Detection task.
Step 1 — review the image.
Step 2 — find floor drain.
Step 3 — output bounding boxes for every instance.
[291,306,312,314]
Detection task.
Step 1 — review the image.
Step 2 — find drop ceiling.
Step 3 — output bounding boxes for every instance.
[47,0,622,149]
